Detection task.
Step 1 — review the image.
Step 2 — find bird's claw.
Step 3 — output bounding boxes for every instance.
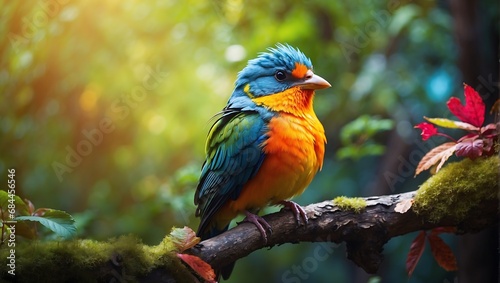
[280,200,308,226]
[238,211,273,244]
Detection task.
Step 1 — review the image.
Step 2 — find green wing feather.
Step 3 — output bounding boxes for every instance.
[195,111,268,239]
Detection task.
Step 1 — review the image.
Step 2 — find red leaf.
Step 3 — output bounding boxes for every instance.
[455,137,483,159]
[428,234,458,271]
[481,123,498,135]
[415,122,438,141]
[430,227,456,236]
[406,231,426,277]
[483,137,495,156]
[24,199,35,215]
[446,84,485,127]
[33,208,50,217]
[177,254,216,283]
[170,226,201,252]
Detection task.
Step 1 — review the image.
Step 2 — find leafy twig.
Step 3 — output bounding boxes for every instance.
[414,83,499,176]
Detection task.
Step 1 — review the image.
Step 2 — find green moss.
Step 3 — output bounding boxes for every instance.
[413,156,499,222]
[0,233,194,282]
[333,196,367,213]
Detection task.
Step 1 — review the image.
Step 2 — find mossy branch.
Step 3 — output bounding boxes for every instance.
[190,156,498,274]
[1,157,498,282]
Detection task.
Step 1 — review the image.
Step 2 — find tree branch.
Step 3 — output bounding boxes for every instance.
[189,190,498,274]
[2,158,497,283]
[1,191,496,283]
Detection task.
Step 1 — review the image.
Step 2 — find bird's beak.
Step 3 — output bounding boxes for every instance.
[294,70,331,90]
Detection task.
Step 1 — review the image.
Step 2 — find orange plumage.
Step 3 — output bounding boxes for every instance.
[212,86,326,229]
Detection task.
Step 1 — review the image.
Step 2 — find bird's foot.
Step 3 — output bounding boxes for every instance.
[279,200,308,226]
[238,211,273,243]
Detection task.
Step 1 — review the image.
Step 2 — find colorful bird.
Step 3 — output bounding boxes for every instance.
[194,44,330,279]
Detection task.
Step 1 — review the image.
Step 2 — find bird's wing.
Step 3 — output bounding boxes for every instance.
[195,110,268,235]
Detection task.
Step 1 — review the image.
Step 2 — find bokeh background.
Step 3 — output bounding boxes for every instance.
[1,0,498,282]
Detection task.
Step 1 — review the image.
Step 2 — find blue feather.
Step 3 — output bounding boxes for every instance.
[233,43,313,97]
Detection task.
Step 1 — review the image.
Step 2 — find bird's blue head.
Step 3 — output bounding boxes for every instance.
[231,44,330,102]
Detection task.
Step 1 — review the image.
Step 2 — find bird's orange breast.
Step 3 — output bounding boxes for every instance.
[217,87,326,222]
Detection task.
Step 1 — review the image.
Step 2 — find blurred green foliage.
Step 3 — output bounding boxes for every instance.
[1,0,497,282]
[337,115,394,160]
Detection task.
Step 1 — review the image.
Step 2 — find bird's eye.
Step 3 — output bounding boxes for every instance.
[274,70,287,82]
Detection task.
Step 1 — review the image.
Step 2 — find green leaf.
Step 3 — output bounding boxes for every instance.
[336,146,359,160]
[424,117,479,131]
[359,144,386,156]
[170,226,200,252]
[337,144,387,160]
[340,115,394,145]
[0,190,30,217]
[15,209,77,239]
[389,4,422,36]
